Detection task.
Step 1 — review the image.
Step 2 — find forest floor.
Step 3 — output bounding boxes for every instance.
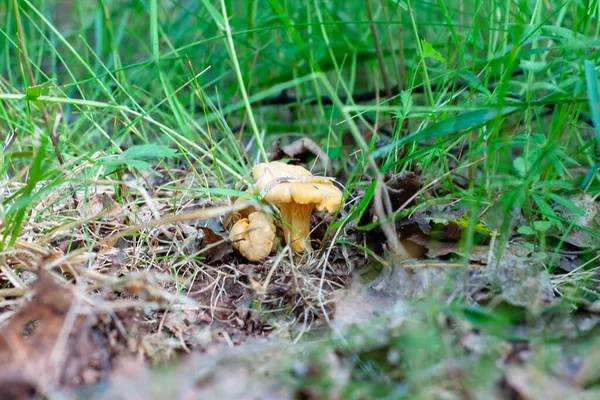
[2,1,600,399]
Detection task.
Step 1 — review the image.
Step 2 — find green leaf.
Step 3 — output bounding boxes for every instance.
[584,60,600,149]
[533,220,552,232]
[3,135,49,247]
[354,179,378,230]
[531,193,562,229]
[198,0,226,29]
[543,192,585,216]
[540,25,585,43]
[400,90,413,115]
[122,144,177,160]
[530,81,565,94]
[326,147,343,159]
[101,144,177,174]
[513,157,527,177]
[529,132,548,145]
[387,0,407,10]
[422,40,446,64]
[122,159,150,171]
[457,70,491,96]
[532,180,573,190]
[25,80,55,100]
[518,60,548,73]
[517,226,536,235]
[372,106,519,158]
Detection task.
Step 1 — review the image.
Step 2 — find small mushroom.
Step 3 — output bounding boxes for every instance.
[229,211,276,261]
[224,189,258,230]
[251,161,343,252]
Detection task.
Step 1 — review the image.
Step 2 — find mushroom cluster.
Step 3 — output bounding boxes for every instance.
[228,161,343,261]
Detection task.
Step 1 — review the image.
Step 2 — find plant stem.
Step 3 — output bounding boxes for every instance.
[12,0,64,165]
[219,0,268,163]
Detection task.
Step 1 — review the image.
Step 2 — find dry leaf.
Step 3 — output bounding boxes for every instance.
[0,271,107,394]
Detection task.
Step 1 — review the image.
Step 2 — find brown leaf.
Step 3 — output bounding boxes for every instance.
[574,336,600,387]
[268,137,331,175]
[332,263,452,329]
[198,226,232,263]
[360,171,421,228]
[0,271,109,394]
[77,191,124,225]
[491,251,554,308]
[406,235,461,258]
[383,171,420,212]
[189,218,233,262]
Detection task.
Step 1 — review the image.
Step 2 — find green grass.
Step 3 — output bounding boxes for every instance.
[2,0,600,397]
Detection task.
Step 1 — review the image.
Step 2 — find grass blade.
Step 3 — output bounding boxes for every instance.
[372,106,520,158]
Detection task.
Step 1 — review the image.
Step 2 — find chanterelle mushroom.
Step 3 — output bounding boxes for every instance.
[251,161,343,252]
[224,189,258,230]
[229,211,276,262]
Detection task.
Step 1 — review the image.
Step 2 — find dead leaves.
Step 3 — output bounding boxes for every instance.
[5,139,600,400]
[268,137,331,175]
[77,191,124,226]
[147,218,232,263]
[0,272,109,395]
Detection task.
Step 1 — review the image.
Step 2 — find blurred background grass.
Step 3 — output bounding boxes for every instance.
[3,0,599,242]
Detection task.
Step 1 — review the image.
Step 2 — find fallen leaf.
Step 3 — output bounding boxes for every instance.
[383,171,420,212]
[62,340,293,399]
[77,190,124,225]
[550,193,600,249]
[490,250,554,308]
[332,262,458,329]
[0,271,108,395]
[268,137,331,174]
[574,336,600,387]
[198,226,232,263]
[361,171,421,228]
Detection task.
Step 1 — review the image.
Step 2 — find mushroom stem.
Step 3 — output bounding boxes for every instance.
[280,204,314,252]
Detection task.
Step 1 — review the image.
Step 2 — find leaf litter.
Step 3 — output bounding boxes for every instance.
[2,151,600,399]
[0,269,137,396]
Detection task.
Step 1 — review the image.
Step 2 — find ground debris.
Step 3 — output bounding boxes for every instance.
[332,261,464,329]
[268,137,331,175]
[76,190,124,226]
[0,271,118,397]
[504,366,600,400]
[487,247,554,308]
[550,193,600,250]
[158,275,268,350]
[359,170,420,227]
[58,340,293,400]
[404,233,555,308]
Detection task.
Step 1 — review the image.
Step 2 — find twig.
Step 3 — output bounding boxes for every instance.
[2,130,17,154]
[0,256,25,289]
[11,0,64,165]
[0,288,27,298]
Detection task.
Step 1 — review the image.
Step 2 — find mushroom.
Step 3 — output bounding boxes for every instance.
[229,211,276,262]
[224,189,258,230]
[251,161,343,252]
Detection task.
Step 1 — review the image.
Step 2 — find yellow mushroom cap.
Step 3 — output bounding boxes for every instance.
[229,211,275,262]
[251,161,343,213]
[250,161,343,252]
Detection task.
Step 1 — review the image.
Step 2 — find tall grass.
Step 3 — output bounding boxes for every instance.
[0,0,598,272]
[0,0,597,269]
